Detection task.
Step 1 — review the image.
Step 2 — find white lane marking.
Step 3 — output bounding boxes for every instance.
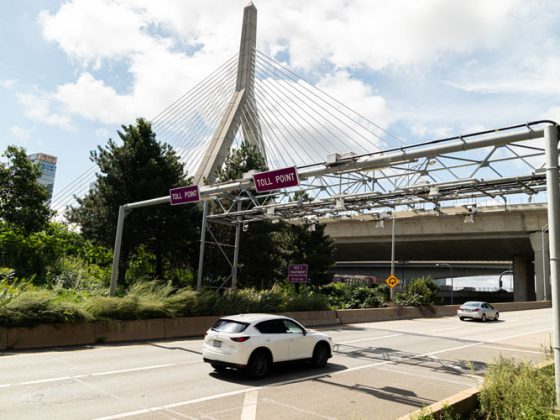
[430,327,459,333]
[375,364,480,386]
[20,376,75,385]
[262,397,337,419]
[94,327,552,420]
[479,345,543,355]
[90,364,175,377]
[96,409,150,420]
[338,333,402,344]
[0,363,178,388]
[240,390,259,420]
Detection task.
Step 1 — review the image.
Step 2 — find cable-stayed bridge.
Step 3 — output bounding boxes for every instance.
[48,4,559,303]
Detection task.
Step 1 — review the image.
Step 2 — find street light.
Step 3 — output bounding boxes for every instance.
[437,263,454,304]
[499,269,513,292]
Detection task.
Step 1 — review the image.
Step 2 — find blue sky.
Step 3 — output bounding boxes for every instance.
[2,0,560,203]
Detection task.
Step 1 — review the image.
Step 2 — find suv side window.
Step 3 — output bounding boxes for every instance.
[255,319,288,334]
[283,319,305,334]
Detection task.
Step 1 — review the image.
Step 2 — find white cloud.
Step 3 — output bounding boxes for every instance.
[2,79,16,89]
[95,128,109,139]
[257,0,518,71]
[38,0,164,66]
[542,105,560,124]
[317,71,392,129]
[9,125,32,142]
[24,0,560,142]
[15,91,72,129]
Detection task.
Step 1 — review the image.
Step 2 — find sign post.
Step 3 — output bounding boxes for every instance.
[169,185,200,205]
[253,167,299,193]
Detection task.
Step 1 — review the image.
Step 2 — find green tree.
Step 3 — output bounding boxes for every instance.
[207,141,283,288]
[207,140,335,289]
[282,222,335,286]
[67,118,201,285]
[0,146,52,233]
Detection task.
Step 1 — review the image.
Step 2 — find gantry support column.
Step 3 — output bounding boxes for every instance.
[194,3,264,185]
[530,230,550,301]
[513,255,535,302]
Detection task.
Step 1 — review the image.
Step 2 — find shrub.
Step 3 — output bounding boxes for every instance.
[0,289,91,327]
[319,282,386,309]
[85,281,175,320]
[395,277,439,306]
[347,287,382,309]
[0,221,111,285]
[48,256,109,292]
[478,357,554,419]
[0,268,35,301]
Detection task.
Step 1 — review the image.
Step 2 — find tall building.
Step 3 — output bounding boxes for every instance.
[27,153,57,202]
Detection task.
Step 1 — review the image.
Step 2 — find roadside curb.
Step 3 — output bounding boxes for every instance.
[398,359,554,419]
[0,301,551,351]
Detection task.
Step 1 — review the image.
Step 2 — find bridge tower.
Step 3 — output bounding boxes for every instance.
[193,2,265,185]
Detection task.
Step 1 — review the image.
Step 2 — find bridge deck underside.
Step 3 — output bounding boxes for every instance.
[334,235,532,261]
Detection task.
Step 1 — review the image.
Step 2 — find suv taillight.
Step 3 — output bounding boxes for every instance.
[230,336,250,342]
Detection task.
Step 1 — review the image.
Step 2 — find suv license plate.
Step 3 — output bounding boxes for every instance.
[213,340,221,348]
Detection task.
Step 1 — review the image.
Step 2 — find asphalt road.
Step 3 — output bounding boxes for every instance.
[0,308,552,419]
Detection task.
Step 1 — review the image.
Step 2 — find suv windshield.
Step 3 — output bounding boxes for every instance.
[212,320,249,333]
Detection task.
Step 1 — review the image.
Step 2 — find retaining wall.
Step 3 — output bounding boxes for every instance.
[0,301,550,351]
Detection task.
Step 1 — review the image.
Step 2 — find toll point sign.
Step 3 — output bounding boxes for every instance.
[253,167,299,193]
[169,185,200,205]
[385,275,400,288]
[289,264,308,283]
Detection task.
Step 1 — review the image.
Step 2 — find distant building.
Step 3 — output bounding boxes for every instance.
[27,153,57,202]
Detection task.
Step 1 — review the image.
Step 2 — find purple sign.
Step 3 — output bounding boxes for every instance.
[253,167,299,193]
[169,185,200,205]
[289,264,308,283]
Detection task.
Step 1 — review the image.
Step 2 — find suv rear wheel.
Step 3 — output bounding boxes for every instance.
[247,350,270,378]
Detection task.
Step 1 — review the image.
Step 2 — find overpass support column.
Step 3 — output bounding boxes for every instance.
[530,231,550,301]
[513,255,535,301]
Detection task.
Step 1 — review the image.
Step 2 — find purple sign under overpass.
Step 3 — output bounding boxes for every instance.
[289,264,308,283]
[253,166,300,193]
[169,185,200,205]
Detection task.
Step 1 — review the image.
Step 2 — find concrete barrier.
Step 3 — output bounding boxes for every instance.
[0,327,7,351]
[0,301,552,351]
[337,305,456,324]
[164,316,220,339]
[397,385,480,420]
[6,323,95,350]
[94,319,166,344]
[336,301,550,325]
[493,300,551,312]
[280,310,339,327]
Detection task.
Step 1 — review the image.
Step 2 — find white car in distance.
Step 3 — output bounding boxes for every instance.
[202,313,333,378]
[457,301,499,322]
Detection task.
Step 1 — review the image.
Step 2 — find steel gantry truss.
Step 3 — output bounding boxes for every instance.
[110,121,558,292]
[201,121,553,226]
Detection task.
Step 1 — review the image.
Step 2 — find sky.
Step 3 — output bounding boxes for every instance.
[2,0,560,200]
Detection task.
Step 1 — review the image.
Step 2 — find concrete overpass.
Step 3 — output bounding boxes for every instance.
[334,260,512,282]
[324,203,550,301]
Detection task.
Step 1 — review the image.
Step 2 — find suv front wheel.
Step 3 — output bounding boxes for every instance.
[312,342,330,368]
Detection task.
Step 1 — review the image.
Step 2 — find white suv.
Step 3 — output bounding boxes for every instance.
[202,313,333,378]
